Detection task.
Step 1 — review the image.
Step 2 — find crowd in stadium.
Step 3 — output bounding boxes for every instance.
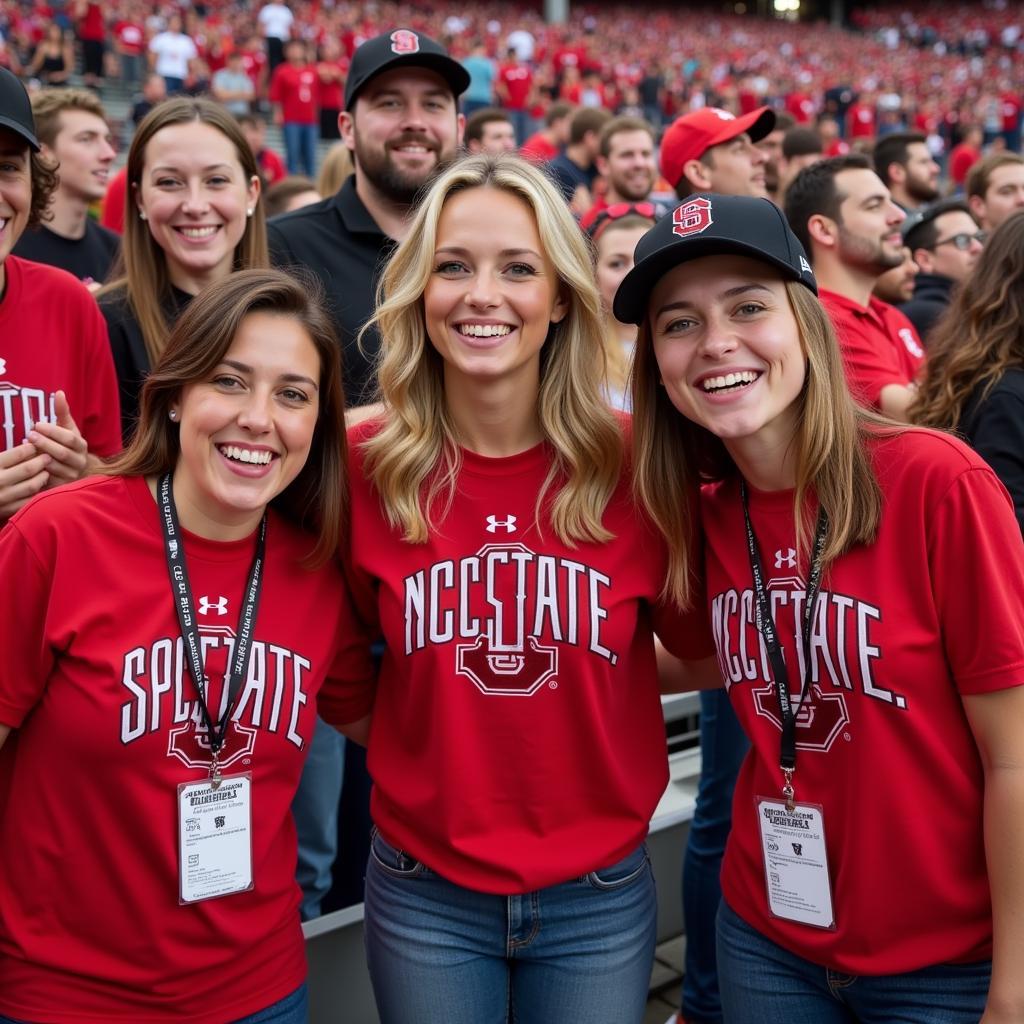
[0,2,1023,1024]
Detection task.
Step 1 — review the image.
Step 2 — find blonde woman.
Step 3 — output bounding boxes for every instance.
[620,194,1024,1023]
[340,154,716,1024]
[97,97,267,442]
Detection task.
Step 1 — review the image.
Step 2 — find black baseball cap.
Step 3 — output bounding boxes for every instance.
[613,193,817,325]
[344,29,470,111]
[0,67,39,151]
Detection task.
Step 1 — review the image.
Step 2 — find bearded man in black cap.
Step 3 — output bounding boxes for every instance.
[268,29,467,411]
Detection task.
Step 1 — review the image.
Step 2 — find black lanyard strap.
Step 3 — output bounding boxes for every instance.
[740,482,828,782]
[158,473,266,779]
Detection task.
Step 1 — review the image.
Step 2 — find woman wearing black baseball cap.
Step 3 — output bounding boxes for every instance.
[619,194,1024,1023]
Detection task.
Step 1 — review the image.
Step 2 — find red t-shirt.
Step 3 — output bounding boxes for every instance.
[344,420,713,894]
[100,165,128,233]
[707,430,1024,973]
[0,474,372,1022]
[847,101,876,138]
[78,1,104,41]
[785,92,815,123]
[259,147,287,185]
[949,141,981,186]
[498,63,533,111]
[269,63,319,124]
[113,20,145,55]
[820,289,925,409]
[240,48,267,90]
[1001,92,1021,133]
[317,58,347,110]
[0,255,121,459]
[519,131,559,163]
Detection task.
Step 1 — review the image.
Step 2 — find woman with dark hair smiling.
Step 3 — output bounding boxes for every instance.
[621,193,1024,1023]
[0,269,370,1024]
[98,97,267,442]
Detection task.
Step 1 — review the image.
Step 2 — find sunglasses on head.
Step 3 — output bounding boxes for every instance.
[932,230,987,251]
[586,201,659,240]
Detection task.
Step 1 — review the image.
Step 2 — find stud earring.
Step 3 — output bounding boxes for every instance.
[139,210,147,221]
[168,410,177,421]
[246,208,253,217]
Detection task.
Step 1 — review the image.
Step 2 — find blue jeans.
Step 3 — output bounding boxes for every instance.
[716,901,990,1023]
[0,984,308,1024]
[364,829,656,1024]
[680,687,749,1024]
[292,716,345,920]
[282,122,317,177]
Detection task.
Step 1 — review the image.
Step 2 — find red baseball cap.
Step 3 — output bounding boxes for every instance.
[659,106,776,189]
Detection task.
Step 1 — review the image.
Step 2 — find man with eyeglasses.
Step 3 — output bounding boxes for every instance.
[900,199,985,343]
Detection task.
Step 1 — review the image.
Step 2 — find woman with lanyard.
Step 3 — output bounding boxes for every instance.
[615,194,1024,1023]
[0,269,370,1024]
[98,97,267,443]
[341,154,717,1023]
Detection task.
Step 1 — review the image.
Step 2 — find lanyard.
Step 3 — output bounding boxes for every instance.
[158,473,266,786]
[740,482,828,811]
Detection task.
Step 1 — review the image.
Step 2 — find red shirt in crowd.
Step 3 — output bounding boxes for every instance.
[0,474,372,1022]
[0,255,121,466]
[498,62,533,111]
[342,418,713,894]
[269,62,320,125]
[949,140,981,186]
[819,289,925,409]
[847,101,876,139]
[709,429,1024,974]
[113,20,145,56]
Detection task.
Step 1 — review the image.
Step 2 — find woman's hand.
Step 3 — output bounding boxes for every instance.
[28,391,90,487]
[0,442,50,520]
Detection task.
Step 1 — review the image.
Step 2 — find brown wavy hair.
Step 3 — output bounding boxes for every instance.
[633,281,885,607]
[97,98,268,367]
[911,212,1024,431]
[106,269,347,567]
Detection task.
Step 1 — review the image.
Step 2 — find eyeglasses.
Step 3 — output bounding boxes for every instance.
[932,231,987,251]
[586,201,660,240]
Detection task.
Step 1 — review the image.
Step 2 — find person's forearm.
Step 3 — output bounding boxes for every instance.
[982,765,1024,1020]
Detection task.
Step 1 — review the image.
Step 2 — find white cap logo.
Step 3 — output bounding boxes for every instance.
[710,108,735,121]
[673,197,714,238]
[390,29,420,54]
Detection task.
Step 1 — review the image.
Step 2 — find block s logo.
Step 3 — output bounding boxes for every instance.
[673,197,713,238]
[390,30,420,54]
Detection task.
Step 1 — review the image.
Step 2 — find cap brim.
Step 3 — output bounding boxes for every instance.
[0,115,39,152]
[710,106,776,150]
[614,236,806,325]
[346,53,471,109]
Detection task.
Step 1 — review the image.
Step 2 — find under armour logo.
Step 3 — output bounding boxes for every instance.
[390,29,420,54]
[485,515,517,534]
[0,358,6,375]
[774,548,797,569]
[198,595,228,616]
[898,328,924,359]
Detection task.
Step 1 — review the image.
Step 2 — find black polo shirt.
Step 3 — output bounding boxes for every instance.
[268,177,397,407]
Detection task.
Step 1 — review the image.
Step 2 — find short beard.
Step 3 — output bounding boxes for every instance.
[611,173,655,202]
[905,172,939,204]
[353,132,456,206]
[837,224,904,275]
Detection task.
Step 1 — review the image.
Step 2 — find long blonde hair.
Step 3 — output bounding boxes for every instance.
[633,280,884,607]
[98,98,269,367]
[361,153,622,546]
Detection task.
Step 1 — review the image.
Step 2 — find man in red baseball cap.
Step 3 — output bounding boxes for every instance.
[659,105,775,201]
